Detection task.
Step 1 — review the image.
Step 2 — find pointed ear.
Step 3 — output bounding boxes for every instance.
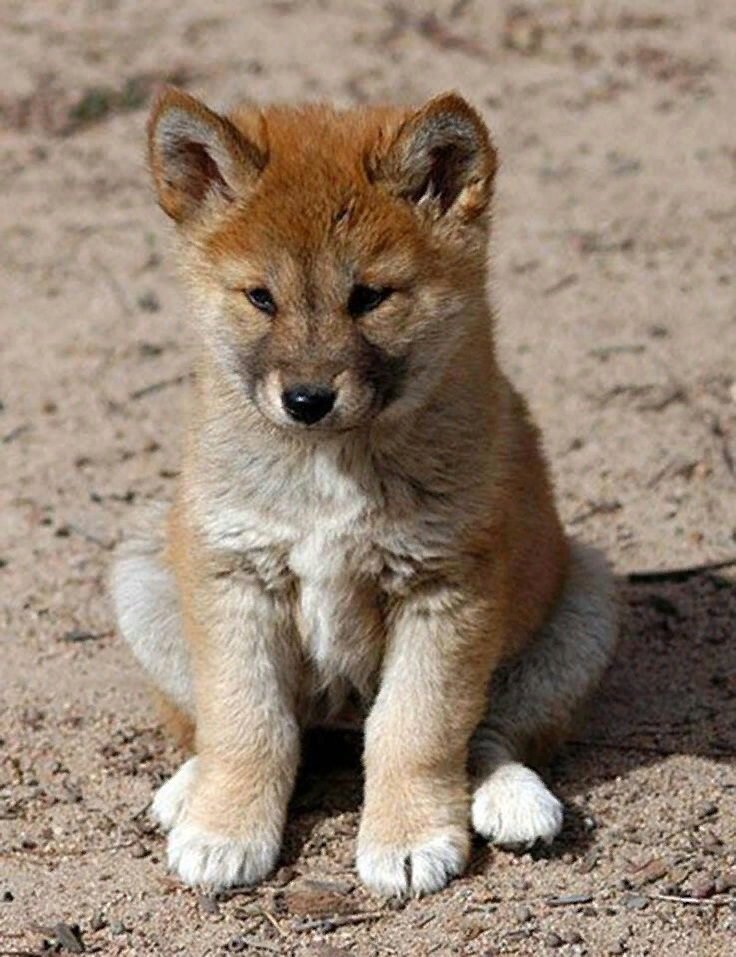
[375,93,497,223]
[147,87,267,224]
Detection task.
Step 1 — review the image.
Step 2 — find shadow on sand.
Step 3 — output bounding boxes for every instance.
[564,566,736,774]
[282,566,736,868]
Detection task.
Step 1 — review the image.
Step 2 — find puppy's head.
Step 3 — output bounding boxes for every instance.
[148,88,497,433]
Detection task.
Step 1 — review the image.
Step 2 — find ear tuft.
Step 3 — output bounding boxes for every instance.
[378,92,497,223]
[147,87,266,223]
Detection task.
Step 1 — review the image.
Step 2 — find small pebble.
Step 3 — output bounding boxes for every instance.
[548,893,593,907]
[89,911,106,931]
[667,864,691,886]
[715,871,736,893]
[129,841,149,859]
[271,865,297,887]
[622,894,649,910]
[629,857,669,888]
[310,946,352,957]
[516,905,533,922]
[701,834,723,853]
[53,923,84,954]
[2,890,13,902]
[283,884,355,917]
[689,877,715,899]
[109,920,126,936]
[302,876,355,895]
[606,151,642,175]
[137,290,161,313]
[543,930,564,948]
[578,850,599,874]
[198,893,220,916]
[21,706,45,728]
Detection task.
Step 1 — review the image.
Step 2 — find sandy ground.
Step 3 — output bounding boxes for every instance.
[2,1,735,954]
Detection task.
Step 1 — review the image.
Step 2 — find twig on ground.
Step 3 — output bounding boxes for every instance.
[0,839,138,859]
[569,498,621,525]
[93,254,133,316]
[129,800,152,822]
[235,938,281,953]
[627,557,736,584]
[2,424,30,444]
[260,909,285,937]
[292,909,385,932]
[129,374,190,401]
[60,629,106,643]
[65,523,115,550]
[711,416,736,478]
[650,892,731,906]
[543,273,578,296]
[569,738,734,758]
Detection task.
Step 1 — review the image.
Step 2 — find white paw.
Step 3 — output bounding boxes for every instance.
[152,757,198,832]
[471,762,563,847]
[167,820,280,890]
[357,828,468,897]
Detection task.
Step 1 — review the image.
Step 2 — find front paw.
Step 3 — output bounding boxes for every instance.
[152,757,282,890]
[167,819,280,890]
[357,826,469,897]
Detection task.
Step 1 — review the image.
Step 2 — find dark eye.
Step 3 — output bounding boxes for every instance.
[246,287,276,316]
[347,285,392,318]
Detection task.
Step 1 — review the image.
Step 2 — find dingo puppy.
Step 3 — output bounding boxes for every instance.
[112,88,617,896]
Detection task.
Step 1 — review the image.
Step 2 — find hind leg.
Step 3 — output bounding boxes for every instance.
[111,505,198,815]
[470,542,617,847]
[110,504,194,722]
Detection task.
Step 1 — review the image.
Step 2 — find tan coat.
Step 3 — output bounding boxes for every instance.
[111,88,617,896]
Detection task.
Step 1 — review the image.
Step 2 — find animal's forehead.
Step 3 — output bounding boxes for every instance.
[208,104,423,278]
[246,103,407,228]
[236,101,410,165]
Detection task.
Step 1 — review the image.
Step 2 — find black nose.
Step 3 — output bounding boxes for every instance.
[282,385,336,425]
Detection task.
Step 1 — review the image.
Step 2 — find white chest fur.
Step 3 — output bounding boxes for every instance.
[287,449,382,686]
[198,443,402,695]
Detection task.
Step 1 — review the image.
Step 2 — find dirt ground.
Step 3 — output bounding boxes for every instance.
[2,1,735,954]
